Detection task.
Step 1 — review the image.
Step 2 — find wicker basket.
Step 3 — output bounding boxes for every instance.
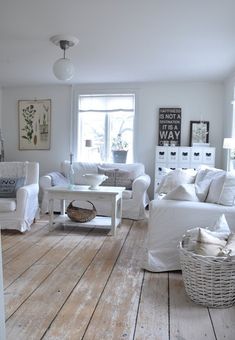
[179,240,235,308]
[67,200,97,223]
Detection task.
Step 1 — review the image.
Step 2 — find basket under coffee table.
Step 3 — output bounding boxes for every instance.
[47,185,125,236]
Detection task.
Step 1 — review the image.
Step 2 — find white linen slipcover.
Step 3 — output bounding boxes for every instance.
[144,199,235,272]
[40,161,150,220]
[0,162,39,232]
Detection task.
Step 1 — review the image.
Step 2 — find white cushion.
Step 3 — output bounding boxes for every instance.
[157,169,196,194]
[219,233,235,256]
[218,172,235,206]
[184,214,231,251]
[194,228,226,256]
[0,198,16,212]
[163,183,199,202]
[206,171,226,203]
[195,167,222,201]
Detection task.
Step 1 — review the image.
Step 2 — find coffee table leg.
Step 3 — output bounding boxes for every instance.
[49,198,54,231]
[110,196,117,236]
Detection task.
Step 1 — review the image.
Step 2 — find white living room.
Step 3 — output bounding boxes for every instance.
[0,1,235,339]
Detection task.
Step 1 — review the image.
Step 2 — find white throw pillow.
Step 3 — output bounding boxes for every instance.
[163,183,199,202]
[194,228,226,256]
[184,214,230,251]
[157,169,196,194]
[219,233,235,256]
[206,171,226,203]
[195,167,222,201]
[218,172,235,206]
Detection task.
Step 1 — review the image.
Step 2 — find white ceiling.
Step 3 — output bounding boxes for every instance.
[1,0,235,86]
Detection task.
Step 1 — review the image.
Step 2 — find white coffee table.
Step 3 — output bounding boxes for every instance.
[47,185,125,236]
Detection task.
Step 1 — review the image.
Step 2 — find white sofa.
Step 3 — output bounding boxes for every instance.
[144,167,235,272]
[40,161,150,220]
[0,162,39,232]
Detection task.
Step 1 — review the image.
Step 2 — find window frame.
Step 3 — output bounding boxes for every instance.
[71,88,137,163]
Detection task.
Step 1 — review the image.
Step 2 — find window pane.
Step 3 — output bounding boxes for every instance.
[78,112,105,162]
[109,112,134,163]
[78,94,135,163]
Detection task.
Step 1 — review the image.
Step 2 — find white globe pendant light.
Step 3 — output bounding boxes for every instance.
[50,35,79,81]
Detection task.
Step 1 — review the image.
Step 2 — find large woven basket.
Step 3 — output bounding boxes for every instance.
[179,240,235,308]
[67,200,97,223]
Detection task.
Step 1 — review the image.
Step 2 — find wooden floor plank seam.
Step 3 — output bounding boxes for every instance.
[3,224,73,265]
[79,220,134,340]
[5,227,93,321]
[4,229,76,289]
[207,308,218,340]
[2,219,49,251]
[132,267,145,340]
[40,229,111,339]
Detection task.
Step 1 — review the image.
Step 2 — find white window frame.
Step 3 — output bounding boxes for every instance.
[71,87,138,162]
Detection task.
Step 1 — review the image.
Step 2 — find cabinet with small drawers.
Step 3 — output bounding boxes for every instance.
[154,146,215,198]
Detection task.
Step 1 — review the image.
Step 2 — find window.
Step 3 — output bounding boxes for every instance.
[77,94,135,163]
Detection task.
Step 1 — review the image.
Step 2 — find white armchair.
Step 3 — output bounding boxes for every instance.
[0,162,39,232]
[40,161,150,220]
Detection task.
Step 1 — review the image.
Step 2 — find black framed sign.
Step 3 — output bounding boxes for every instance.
[189,120,209,146]
[158,108,181,146]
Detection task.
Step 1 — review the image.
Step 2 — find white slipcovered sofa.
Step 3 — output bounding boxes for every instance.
[144,166,235,272]
[40,161,150,220]
[0,162,39,232]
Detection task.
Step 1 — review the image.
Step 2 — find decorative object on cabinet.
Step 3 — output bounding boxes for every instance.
[189,120,209,146]
[223,138,235,171]
[18,99,51,150]
[158,108,181,146]
[154,145,215,198]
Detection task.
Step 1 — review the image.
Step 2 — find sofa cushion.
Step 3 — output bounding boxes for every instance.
[0,198,16,212]
[163,183,199,202]
[97,167,117,186]
[195,167,222,201]
[100,162,144,180]
[206,171,226,203]
[0,177,25,198]
[218,172,235,206]
[157,169,196,194]
[98,166,133,189]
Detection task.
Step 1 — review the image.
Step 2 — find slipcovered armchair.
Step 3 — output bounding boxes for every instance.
[0,162,39,232]
[40,161,150,220]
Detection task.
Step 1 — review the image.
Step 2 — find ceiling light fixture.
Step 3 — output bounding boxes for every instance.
[50,34,79,81]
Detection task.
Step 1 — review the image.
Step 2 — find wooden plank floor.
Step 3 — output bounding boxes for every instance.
[1,216,235,340]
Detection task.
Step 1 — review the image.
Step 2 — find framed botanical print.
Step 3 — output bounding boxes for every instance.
[18,99,51,150]
[189,120,209,146]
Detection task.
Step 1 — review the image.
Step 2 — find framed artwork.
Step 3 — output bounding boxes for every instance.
[189,120,209,146]
[18,99,51,150]
[158,108,181,146]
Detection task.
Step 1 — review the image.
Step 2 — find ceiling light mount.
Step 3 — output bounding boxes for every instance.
[50,34,79,81]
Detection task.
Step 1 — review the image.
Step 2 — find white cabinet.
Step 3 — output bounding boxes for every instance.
[154,146,215,198]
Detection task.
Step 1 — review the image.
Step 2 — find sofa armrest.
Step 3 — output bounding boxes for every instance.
[16,183,39,215]
[39,175,53,190]
[132,174,151,199]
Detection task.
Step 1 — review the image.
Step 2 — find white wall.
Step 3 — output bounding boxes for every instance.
[2,85,71,175]
[2,81,224,198]
[0,88,2,127]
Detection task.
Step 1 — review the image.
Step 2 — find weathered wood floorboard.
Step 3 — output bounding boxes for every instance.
[1,217,233,340]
